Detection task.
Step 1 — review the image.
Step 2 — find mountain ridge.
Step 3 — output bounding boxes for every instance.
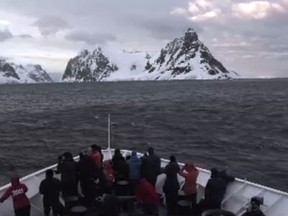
[62,28,239,82]
[0,58,53,84]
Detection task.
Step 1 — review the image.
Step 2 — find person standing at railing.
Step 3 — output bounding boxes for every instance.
[179,162,199,209]
[127,151,142,194]
[0,176,31,216]
[89,144,103,175]
[112,149,129,182]
[163,155,180,216]
[56,152,78,197]
[39,169,63,216]
[144,147,161,187]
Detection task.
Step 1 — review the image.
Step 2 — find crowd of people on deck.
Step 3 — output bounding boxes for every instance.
[0,145,266,216]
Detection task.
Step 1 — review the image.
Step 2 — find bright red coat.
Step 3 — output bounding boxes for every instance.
[0,178,30,209]
[136,179,159,204]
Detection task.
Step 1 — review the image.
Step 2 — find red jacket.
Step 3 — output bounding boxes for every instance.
[136,179,159,205]
[90,151,102,169]
[0,178,30,209]
[179,164,199,194]
[103,160,115,187]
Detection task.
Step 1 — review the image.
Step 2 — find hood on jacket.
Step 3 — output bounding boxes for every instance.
[210,168,218,178]
[11,177,20,187]
[186,163,197,172]
[129,151,140,162]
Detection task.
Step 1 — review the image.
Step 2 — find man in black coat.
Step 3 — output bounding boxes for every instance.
[205,168,235,209]
[39,169,63,216]
[144,147,161,186]
[56,152,78,197]
[163,155,180,216]
[196,168,235,216]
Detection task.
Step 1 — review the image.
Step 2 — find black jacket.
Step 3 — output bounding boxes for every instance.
[39,177,61,200]
[205,171,235,208]
[145,154,161,180]
[57,160,77,184]
[163,162,180,194]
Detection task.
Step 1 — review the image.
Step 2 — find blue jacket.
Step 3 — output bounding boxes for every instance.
[128,152,142,181]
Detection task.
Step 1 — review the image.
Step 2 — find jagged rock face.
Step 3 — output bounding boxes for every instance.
[26,65,53,82]
[63,48,118,82]
[146,28,233,80]
[0,58,53,84]
[62,28,238,82]
[0,59,20,80]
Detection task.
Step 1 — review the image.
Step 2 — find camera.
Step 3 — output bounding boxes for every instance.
[250,196,264,206]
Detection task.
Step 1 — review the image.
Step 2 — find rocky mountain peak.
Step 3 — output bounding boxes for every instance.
[145,28,236,80]
[62,28,238,82]
[184,28,198,42]
[80,49,89,57]
[63,46,119,82]
[25,64,53,82]
[0,59,20,80]
[0,59,53,84]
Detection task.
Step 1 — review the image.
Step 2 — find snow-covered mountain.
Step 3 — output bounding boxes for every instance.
[62,28,239,82]
[63,47,149,82]
[0,58,53,84]
[145,28,238,80]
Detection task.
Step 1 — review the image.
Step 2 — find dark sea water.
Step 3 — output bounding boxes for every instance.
[0,79,288,191]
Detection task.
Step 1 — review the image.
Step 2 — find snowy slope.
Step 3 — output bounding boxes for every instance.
[62,28,239,82]
[0,58,53,84]
[62,46,150,82]
[142,28,238,80]
[102,47,151,81]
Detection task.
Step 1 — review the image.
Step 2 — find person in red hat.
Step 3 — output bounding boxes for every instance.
[0,176,31,216]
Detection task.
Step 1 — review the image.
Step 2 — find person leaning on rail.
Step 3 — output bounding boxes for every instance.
[0,176,31,216]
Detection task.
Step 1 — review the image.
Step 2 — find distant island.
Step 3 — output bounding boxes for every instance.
[62,28,239,82]
[0,28,239,84]
[0,59,53,84]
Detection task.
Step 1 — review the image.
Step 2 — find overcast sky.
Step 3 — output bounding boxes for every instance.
[0,0,287,78]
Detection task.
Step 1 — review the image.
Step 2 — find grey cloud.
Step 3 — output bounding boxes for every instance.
[65,31,116,44]
[133,14,203,40]
[0,0,181,18]
[33,16,69,36]
[0,0,188,41]
[196,9,288,64]
[0,0,191,45]
[0,29,13,41]
[266,44,288,53]
[17,34,33,39]
[0,0,287,77]
[179,0,288,43]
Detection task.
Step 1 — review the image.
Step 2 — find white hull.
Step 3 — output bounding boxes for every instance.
[1,149,288,216]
